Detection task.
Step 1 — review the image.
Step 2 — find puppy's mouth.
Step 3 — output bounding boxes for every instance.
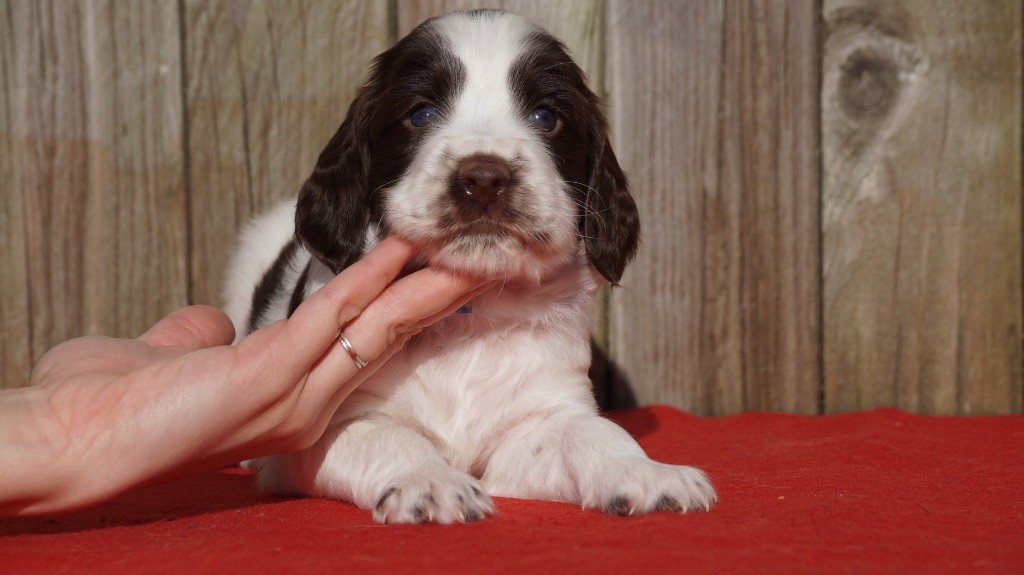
[441,213,553,250]
[394,205,568,284]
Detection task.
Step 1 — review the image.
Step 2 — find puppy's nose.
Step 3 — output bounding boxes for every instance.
[457,158,511,206]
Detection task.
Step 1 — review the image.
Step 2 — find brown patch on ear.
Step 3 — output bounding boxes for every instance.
[295,20,464,274]
[583,137,640,285]
[507,30,640,284]
[294,85,375,274]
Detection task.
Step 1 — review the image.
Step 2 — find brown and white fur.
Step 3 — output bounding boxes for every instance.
[223,10,715,524]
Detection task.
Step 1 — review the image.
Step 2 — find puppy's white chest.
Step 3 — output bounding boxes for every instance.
[344,289,595,470]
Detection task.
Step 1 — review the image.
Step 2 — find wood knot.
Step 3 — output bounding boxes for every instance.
[838,49,900,122]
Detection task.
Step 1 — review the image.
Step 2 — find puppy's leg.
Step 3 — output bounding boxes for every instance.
[483,410,716,515]
[255,414,494,524]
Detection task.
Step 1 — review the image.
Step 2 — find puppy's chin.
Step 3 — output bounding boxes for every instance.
[407,233,571,284]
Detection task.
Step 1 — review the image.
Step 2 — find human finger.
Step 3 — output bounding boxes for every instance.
[314,279,496,399]
[411,281,497,329]
[319,280,496,400]
[302,267,487,398]
[266,237,415,370]
[137,305,236,350]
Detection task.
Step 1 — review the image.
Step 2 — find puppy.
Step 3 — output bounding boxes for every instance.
[223,10,716,523]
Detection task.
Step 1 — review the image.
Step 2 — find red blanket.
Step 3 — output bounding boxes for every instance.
[2,406,1022,574]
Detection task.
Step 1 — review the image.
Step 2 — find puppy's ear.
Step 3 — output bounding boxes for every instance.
[295,86,375,273]
[582,135,640,285]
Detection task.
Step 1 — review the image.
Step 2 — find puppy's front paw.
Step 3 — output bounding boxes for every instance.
[372,467,495,524]
[588,459,716,516]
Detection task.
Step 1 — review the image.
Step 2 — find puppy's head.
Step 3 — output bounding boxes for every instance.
[295,10,639,284]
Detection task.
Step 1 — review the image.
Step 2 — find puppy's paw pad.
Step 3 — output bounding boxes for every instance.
[649,465,717,514]
[602,495,637,516]
[653,494,685,513]
[590,460,717,516]
[372,470,494,524]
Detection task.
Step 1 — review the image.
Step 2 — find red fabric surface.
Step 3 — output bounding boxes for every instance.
[2,406,1022,574]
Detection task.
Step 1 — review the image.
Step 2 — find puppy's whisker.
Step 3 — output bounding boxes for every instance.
[561,187,614,218]
[370,178,403,199]
[541,61,574,72]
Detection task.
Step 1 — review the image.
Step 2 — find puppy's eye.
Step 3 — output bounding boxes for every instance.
[528,108,559,132]
[409,105,439,128]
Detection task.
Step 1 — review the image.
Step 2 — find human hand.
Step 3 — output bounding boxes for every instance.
[0,237,488,516]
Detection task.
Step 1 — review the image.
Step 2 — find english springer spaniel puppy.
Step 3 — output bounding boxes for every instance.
[223,10,716,524]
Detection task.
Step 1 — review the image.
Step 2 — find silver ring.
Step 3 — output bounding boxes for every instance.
[337,331,368,370]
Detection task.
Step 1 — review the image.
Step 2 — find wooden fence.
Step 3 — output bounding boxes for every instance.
[1,0,1021,415]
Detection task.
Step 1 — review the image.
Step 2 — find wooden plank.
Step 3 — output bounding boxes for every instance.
[605,1,821,415]
[606,1,726,413]
[396,0,613,403]
[81,1,190,339]
[606,0,823,411]
[184,0,391,307]
[0,0,32,389]
[822,0,1023,414]
[0,0,188,389]
[730,1,821,414]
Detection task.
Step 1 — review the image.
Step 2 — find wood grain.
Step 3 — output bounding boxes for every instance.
[730,1,821,414]
[1,1,1019,413]
[0,0,32,389]
[606,0,821,414]
[606,0,725,413]
[822,0,1023,414]
[0,0,188,388]
[183,0,390,307]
